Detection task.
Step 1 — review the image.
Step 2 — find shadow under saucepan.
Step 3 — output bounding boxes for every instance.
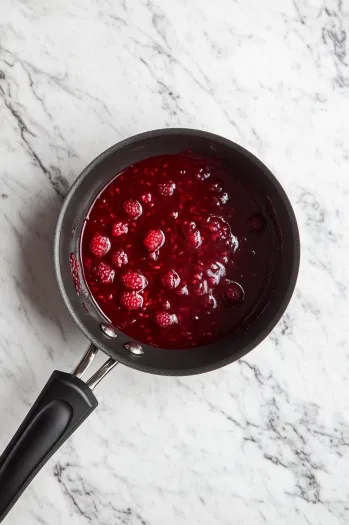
[17,189,83,370]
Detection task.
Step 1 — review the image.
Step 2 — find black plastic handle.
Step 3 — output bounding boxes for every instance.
[0,371,98,522]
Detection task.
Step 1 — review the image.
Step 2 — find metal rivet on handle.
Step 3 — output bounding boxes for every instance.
[124,342,144,355]
[100,323,117,339]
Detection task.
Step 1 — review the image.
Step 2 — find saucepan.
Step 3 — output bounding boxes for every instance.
[0,129,300,521]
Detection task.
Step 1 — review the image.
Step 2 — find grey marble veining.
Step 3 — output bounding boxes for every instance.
[0,0,348,524]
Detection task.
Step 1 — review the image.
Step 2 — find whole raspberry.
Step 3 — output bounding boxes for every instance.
[202,294,217,310]
[208,181,224,193]
[120,291,143,311]
[158,182,176,197]
[212,192,229,206]
[143,229,165,251]
[226,235,239,252]
[140,193,152,204]
[112,221,128,236]
[205,261,226,286]
[161,300,171,310]
[225,282,244,304]
[247,214,266,234]
[89,234,111,257]
[203,215,230,241]
[93,262,115,284]
[123,199,143,220]
[176,284,189,296]
[121,269,148,291]
[193,280,208,296]
[112,249,128,268]
[188,230,202,248]
[161,269,180,289]
[182,221,197,236]
[195,167,210,181]
[220,192,229,204]
[155,311,178,328]
[148,251,159,261]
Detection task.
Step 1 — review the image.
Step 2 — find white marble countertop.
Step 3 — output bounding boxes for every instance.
[0,0,348,524]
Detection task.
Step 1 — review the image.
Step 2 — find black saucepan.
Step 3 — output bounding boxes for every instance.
[0,129,300,521]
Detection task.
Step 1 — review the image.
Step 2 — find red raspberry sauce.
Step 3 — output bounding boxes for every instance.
[80,153,271,349]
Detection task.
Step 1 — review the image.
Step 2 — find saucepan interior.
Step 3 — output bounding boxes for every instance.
[54,129,300,375]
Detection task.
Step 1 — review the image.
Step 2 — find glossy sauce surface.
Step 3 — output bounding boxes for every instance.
[80,153,271,348]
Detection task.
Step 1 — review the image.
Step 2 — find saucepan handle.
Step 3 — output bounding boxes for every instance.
[0,370,98,522]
